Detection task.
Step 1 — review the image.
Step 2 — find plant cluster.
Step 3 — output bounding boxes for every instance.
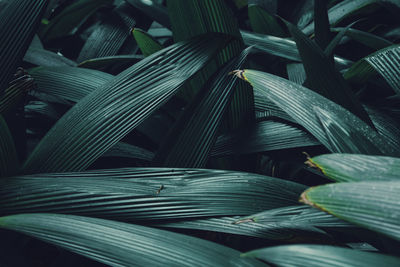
[1,0,400,266]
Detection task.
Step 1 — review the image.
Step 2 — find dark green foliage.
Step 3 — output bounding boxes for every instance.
[1,0,400,266]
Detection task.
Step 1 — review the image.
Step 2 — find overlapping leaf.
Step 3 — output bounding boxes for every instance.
[211,120,319,157]
[29,66,113,103]
[239,69,399,156]
[39,0,113,41]
[0,213,267,267]
[0,0,47,95]
[308,153,400,182]
[0,116,19,177]
[344,45,400,94]
[23,34,230,173]
[0,168,306,220]
[286,21,372,125]
[301,181,400,241]
[242,244,400,267]
[153,48,250,167]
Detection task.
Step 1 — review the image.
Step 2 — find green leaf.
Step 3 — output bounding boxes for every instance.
[132,28,163,57]
[313,106,382,155]
[153,48,250,167]
[241,31,353,69]
[242,244,400,267]
[286,63,306,85]
[248,4,286,37]
[331,27,393,50]
[308,153,400,182]
[241,30,301,61]
[302,0,385,35]
[211,120,319,157]
[167,0,253,130]
[0,168,306,219]
[238,69,398,155]
[0,116,19,177]
[286,21,372,126]
[126,0,171,28]
[22,34,230,173]
[0,213,268,267]
[39,0,113,41]
[1,72,35,114]
[103,142,154,161]
[0,0,47,95]
[366,106,400,150]
[24,47,77,67]
[254,94,296,122]
[78,55,144,70]
[344,45,400,94]
[29,66,114,103]
[156,205,347,240]
[314,0,332,49]
[301,181,400,241]
[77,11,132,63]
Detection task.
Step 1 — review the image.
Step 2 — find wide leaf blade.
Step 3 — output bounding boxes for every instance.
[0,0,47,95]
[0,213,267,267]
[308,153,400,182]
[23,34,230,173]
[301,181,400,241]
[242,244,400,267]
[0,168,306,220]
[238,69,398,155]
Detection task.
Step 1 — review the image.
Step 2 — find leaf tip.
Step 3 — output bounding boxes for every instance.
[229,69,248,82]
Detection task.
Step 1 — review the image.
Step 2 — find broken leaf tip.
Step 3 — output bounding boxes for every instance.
[229,69,248,82]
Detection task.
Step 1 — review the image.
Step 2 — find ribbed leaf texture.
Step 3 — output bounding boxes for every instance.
[0,116,19,177]
[0,168,306,220]
[0,213,267,267]
[308,153,400,182]
[240,69,399,156]
[0,0,47,95]
[301,181,400,241]
[23,35,229,173]
[242,244,400,267]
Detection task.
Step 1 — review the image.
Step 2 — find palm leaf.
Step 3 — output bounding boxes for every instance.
[344,44,400,94]
[29,66,113,103]
[1,73,35,114]
[77,10,132,62]
[237,69,398,155]
[157,205,346,241]
[39,0,113,41]
[301,181,400,241]
[307,153,400,182]
[248,4,286,37]
[242,244,400,267]
[24,47,77,67]
[167,0,253,130]
[0,213,267,267]
[286,21,372,125]
[0,116,19,177]
[23,34,230,173]
[78,55,144,71]
[241,31,353,69]
[0,0,47,95]
[211,120,319,157]
[302,0,390,35]
[0,168,306,220]
[132,28,164,57]
[331,27,393,50]
[153,48,250,167]
[126,0,171,28]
